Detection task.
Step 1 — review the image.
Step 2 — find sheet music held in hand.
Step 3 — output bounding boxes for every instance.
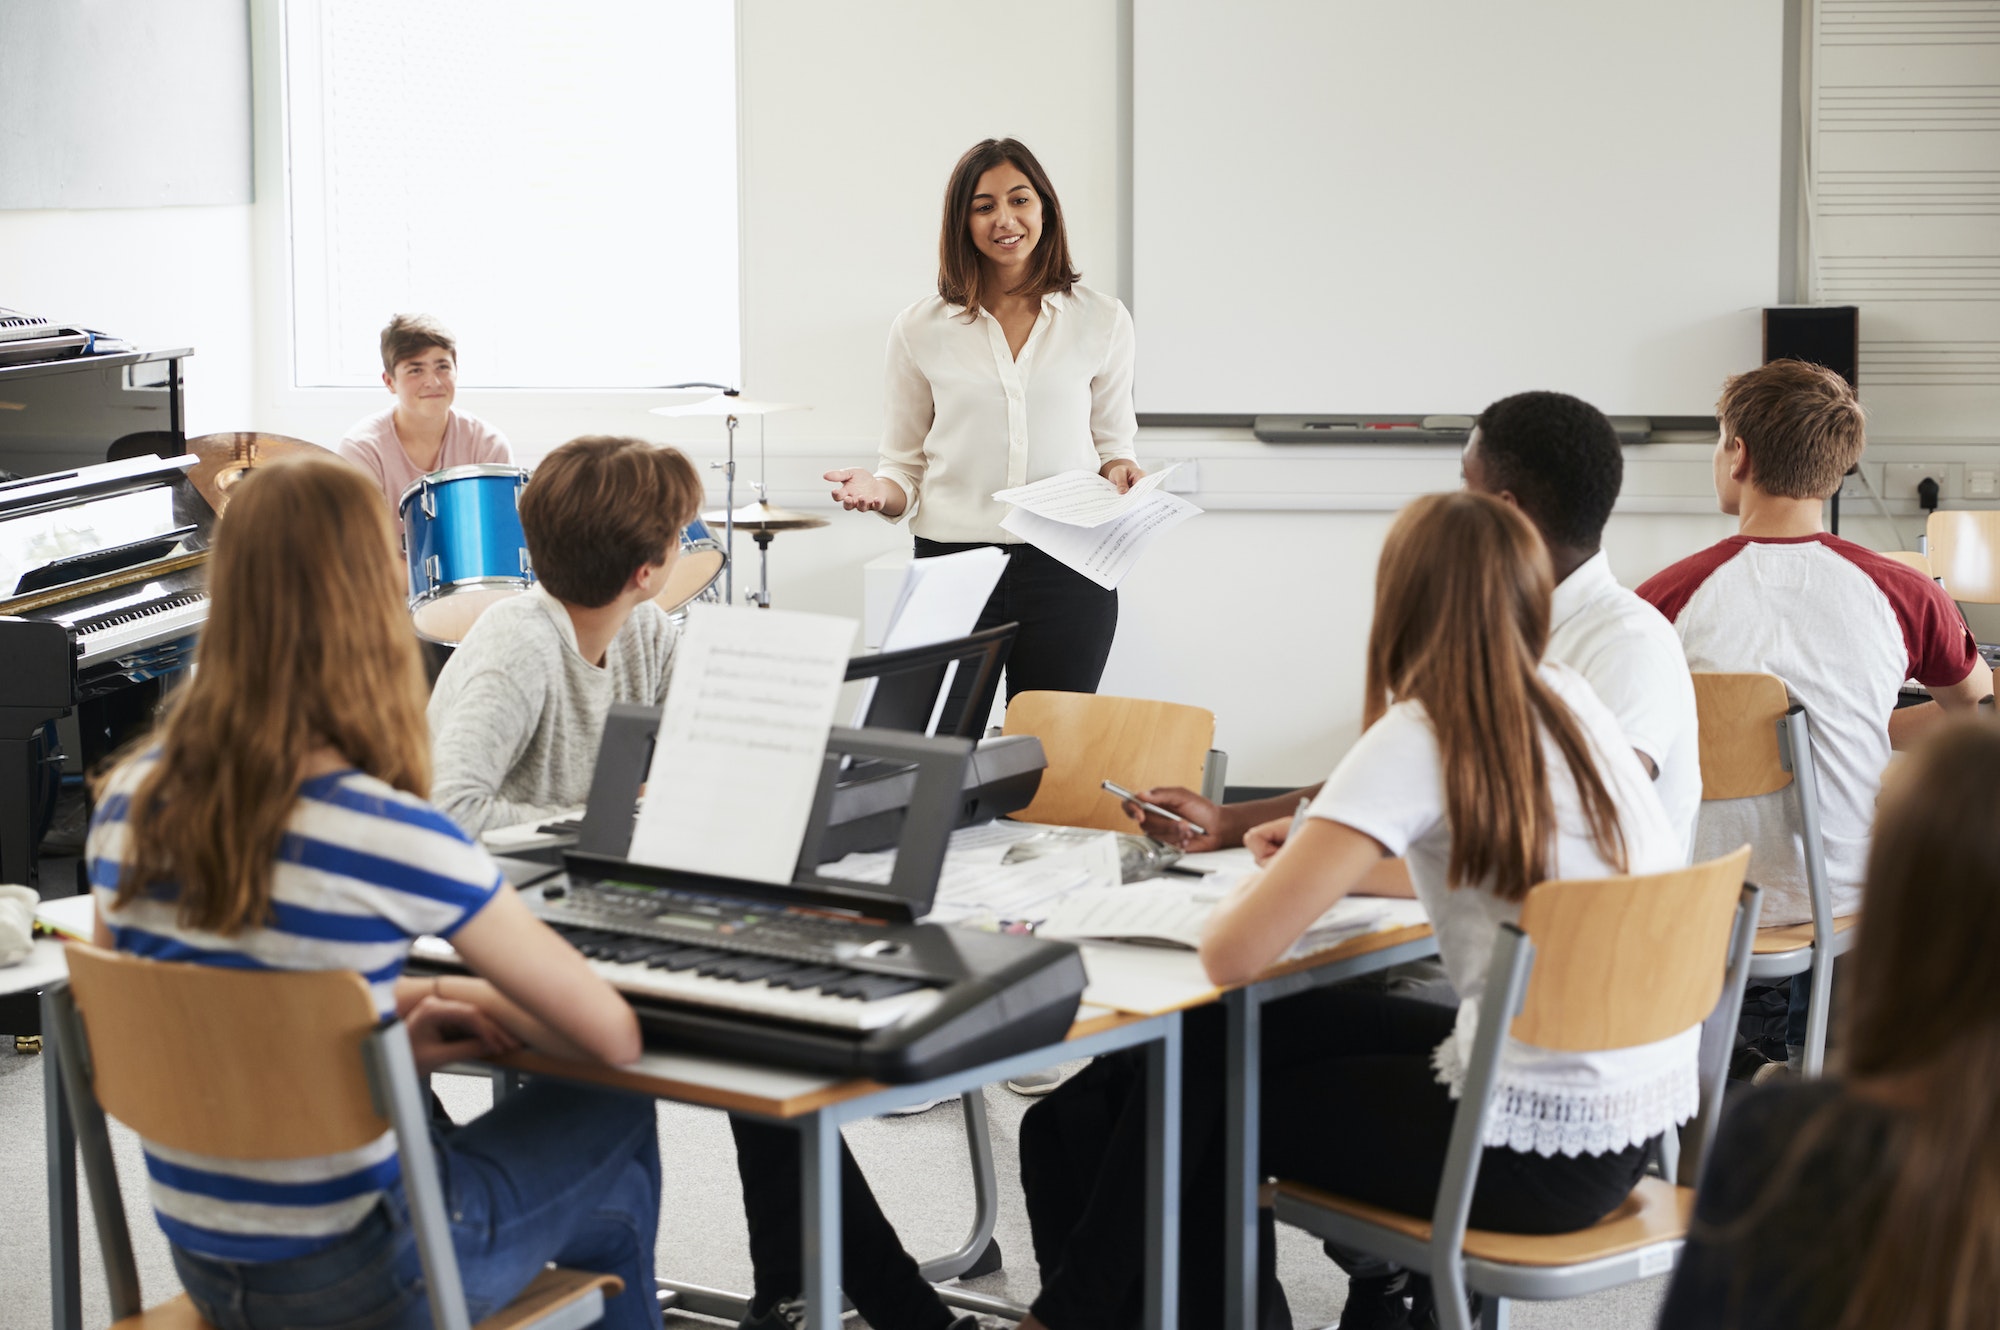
[993,465,1201,590]
[628,603,856,884]
[993,464,1184,527]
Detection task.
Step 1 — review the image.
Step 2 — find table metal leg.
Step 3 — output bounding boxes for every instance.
[1224,989,1262,1330]
[46,1018,81,1330]
[799,1111,843,1330]
[1141,1011,1183,1330]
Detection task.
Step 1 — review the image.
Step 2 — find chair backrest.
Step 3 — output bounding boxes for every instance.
[63,944,388,1159]
[1927,509,2000,604]
[1001,690,1216,831]
[1691,672,1793,800]
[1881,549,1933,579]
[1511,846,1753,1052]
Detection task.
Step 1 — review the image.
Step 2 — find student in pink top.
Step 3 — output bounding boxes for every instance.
[338,313,513,529]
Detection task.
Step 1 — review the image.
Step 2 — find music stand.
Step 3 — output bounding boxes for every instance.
[845,623,1017,739]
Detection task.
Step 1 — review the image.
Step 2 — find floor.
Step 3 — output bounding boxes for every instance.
[0,1045,1671,1330]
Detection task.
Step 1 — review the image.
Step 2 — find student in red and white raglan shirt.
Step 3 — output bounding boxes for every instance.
[1638,360,1992,1066]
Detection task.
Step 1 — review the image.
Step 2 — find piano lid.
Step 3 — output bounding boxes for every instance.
[0,455,215,607]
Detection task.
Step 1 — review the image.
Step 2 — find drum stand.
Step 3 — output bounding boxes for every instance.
[716,412,740,606]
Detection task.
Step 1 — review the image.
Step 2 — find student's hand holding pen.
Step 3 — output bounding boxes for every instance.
[1121,786,1228,853]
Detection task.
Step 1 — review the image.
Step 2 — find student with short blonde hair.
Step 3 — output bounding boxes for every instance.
[87,453,663,1330]
[338,313,513,526]
[428,436,701,835]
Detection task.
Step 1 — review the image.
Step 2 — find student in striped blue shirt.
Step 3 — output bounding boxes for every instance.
[87,453,665,1330]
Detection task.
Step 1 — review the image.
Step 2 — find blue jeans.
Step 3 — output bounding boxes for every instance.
[170,1081,663,1330]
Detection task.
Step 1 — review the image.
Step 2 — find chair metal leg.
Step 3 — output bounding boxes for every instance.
[916,1090,1001,1283]
[1802,944,1834,1077]
[44,1008,81,1330]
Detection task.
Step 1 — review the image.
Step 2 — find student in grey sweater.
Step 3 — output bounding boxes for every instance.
[427,435,704,836]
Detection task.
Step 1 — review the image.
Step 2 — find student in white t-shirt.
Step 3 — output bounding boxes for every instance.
[1015,493,1688,1329]
[338,313,512,531]
[1638,358,1991,1069]
[1130,390,1701,859]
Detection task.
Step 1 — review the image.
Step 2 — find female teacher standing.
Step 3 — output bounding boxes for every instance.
[826,137,1143,698]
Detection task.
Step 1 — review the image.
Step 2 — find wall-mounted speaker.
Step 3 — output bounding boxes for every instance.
[1763,305,1859,388]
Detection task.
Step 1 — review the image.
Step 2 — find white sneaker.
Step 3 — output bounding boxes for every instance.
[1005,1068,1065,1096]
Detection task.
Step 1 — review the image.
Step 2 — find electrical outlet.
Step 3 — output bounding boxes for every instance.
[1883,463,1961,504]
[1158,459,1199,494]
[1968,467,1999,500]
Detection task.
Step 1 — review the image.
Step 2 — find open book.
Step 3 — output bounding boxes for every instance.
[1040,881,1428,959]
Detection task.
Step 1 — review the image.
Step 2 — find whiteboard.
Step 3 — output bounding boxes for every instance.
[1133,0,1783,417]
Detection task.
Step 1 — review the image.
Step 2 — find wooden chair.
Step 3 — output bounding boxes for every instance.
[1926,509,2000,603]
[1881,549,1933,579]
[45,946,621,1330]
[1001,690,1216,832]
[1271,850,1760,1330]
[1691,672,1856,1076]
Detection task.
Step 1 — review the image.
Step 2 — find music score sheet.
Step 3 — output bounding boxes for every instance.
[628,604,856,884]
[993,465,1201,590]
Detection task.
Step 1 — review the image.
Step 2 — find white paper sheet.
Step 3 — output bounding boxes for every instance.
[628,604,856,884]
[993,465,1182,527]
[816,821,1089,926]
[1041,884,1425,955]
[851,546,1010,730]
[1000,491,1201,590]
[879,546,1008,651]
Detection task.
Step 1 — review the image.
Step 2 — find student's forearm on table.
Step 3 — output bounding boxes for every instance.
[1222,785,1325,843]
[413,973,598,1062]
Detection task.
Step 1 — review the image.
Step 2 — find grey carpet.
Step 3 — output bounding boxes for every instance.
[0,1047,1666,1328]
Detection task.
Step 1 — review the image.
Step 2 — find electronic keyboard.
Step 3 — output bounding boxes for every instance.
[412,875,1087,1083]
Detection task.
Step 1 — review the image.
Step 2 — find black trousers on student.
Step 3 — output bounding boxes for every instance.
[1019,987,1653,1330]
[728,1116,955,1330]
[914,538,1118,699]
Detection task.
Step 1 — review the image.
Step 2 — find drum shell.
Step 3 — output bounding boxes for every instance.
[400,466,533,608]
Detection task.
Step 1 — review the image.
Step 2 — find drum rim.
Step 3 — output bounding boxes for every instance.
[397,464,532,510]
[410,574,535,611]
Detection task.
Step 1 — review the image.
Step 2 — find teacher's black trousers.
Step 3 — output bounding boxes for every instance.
[913,538,1118,700]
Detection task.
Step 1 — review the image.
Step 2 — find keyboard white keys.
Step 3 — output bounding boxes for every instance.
[406,933,942,1033]
[75,594,207,665]
[586,957,941,1031]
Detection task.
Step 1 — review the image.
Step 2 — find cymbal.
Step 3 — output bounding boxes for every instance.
[653,395,810,418]
[186,432,330,514]
[701,500,830,533]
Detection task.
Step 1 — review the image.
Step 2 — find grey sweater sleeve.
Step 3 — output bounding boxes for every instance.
[427,660,567,837]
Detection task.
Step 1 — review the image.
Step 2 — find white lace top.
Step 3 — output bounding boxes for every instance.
[1309,662,1697,1158]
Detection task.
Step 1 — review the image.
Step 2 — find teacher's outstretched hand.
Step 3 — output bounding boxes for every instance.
[824,467,907,516]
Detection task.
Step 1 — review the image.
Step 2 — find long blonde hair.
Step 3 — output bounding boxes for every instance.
[111,453,431,933]
[1364,492,1626,900]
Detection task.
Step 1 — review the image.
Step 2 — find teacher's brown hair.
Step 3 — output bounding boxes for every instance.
[937,137,1081,316]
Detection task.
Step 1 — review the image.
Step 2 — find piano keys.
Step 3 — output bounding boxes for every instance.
[0,454,216,884]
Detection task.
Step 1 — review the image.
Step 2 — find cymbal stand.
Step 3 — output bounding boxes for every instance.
[708,411,738,605]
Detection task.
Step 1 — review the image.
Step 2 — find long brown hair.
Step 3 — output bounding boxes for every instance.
[937,138,1080,316]
[110,453,431,933]
[1364,492,1627,899]
[1830,720,2000,1329]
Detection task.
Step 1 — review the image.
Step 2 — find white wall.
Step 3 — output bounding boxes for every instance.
[0,205,257,433]
[7,1,1986,786]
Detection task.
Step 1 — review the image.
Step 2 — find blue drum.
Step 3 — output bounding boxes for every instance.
[653,516,727,615]
[399,465,533,645]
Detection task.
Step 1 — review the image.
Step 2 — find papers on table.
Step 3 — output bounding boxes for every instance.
[629,604,856,885]
[817,821,1115,927]
[992,466,1202,590]
[1041,882,1428,958]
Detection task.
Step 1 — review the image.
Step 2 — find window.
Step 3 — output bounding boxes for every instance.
[284,0,739,390]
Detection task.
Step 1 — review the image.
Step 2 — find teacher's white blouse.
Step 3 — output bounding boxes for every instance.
[872,284,1139,544]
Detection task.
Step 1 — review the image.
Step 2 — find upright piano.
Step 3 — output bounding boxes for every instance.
[0,455,216,884]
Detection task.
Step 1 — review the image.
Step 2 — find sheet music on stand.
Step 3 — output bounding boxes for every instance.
[850,546,1007,732]
[628,604,856,884]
